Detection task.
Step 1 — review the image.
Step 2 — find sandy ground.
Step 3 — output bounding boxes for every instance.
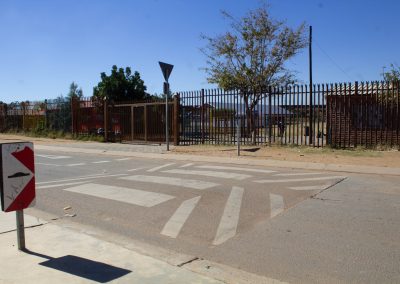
[1,133,399,168]
[171,144,400,168]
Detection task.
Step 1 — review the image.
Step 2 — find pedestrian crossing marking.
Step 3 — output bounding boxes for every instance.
[197,165,275,174]
[163,169,251,180]
[161,196,201,238]
[213,186,244,245]
[270,193,284,218]
[254,176,346,183]
[63,183,174,207]
[120,175,218,190]
[147,163,175,172]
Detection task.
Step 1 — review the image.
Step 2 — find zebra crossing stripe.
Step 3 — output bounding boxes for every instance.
[163,169,251,180]
[120,175,218,190]
[254,176,346,183]
[62,183,174,207]
[213,186,244,246]
[147,163,175,172]
[273,172,325,176]
[161,196,201,238]
[197,165,275,174]
[270,193,284,218]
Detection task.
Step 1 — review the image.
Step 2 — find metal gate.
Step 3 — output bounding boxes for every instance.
[106,98,179,144]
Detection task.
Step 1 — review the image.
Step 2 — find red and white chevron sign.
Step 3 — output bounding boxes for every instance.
[1,142,36,212]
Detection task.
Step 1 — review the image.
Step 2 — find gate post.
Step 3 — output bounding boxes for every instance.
[104,98,108,142]
[201,89,205,144]
[144,104,148,142]
[173,93,180,146]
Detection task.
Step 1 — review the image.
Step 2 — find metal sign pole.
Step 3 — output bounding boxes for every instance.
[165,82,170,151]
[237,117,241,156]
[159,62,174,152]
[16,210,26,251]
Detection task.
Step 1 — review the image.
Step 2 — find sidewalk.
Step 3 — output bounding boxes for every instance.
[0,211,222,284]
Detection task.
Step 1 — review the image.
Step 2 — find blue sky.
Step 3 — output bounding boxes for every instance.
[0,0,399,103]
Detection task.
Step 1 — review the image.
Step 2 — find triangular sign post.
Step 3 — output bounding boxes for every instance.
[159,62,174,83]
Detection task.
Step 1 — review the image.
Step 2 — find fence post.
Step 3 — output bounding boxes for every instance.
[201,89,205,144]
[104,98,108,142]
[22,102,26,131]
[44,99,48,130]
[130,106,134,142]
[268,86,272,146]
[173,93,180,146]
[70,97,75,136]
[144,104,148,142]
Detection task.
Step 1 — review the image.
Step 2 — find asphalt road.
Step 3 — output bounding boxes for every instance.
[30,148,400,283]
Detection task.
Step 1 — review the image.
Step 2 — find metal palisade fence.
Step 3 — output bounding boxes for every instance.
[0,81,399,149]
[178,81,400,148]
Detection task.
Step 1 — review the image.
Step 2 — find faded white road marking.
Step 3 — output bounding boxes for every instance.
[288,184,330,191]
[120,175,218,190]
[164,169,251,180]
[66,163,86,167]
[37,181,89,189]
[213,186,244,246]
[274,172,325,177]
[35,154,71,159]
[161,196,201,238]
[92,160,111,164]
[180,163,194,168]
[270,193,284,218]
[63,183,174,207]
[127,167,144,172]
[36,162,62,167]
[147,163,175,172]
[197,165,275,174]
[37,173,129,185]
[115,158,131,161]
[254,176,346,183]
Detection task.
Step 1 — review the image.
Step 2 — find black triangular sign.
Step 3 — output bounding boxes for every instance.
[159,62,174,82]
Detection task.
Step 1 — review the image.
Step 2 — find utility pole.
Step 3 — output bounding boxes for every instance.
[309,25,313,146]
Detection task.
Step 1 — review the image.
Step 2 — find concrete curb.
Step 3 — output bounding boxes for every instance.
[35,144,400,176]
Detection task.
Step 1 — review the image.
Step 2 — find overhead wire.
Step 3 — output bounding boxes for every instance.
[314,39,354,81]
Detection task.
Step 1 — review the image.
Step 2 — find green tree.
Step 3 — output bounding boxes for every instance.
[382,63,400,83]
[92,65,148,103]
[67,82,83,99]
[201,4,306,142]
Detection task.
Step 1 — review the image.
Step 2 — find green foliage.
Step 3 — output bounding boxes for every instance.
[382,63,400,83]
[201,4,307,142]
[92,65,148,102]
[201,5,307,92]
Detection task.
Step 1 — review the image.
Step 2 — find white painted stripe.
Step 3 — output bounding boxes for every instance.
[127,167,144,172]
[274,172,325,177]
[35,154,71,159]
[288,184,330,191]
[197,165,275,174]
[115,158,131,161]
[254,176,346,183]
[92,160,111,164]
[161,196,201,238]
[180,163,194,168]
[36,162,62,167]
[120,175,218,190]
[37,181,89,189]
[147,163,175,172]
[37,173,129,185]
[213,186,244,245]
[270,194,284,218]
[164,169,251,180]
[66,163,86,167]
[63,183,174,207]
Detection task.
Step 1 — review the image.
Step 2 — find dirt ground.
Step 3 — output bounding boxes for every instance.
[1,133,399,168]
[171,144,400,168]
